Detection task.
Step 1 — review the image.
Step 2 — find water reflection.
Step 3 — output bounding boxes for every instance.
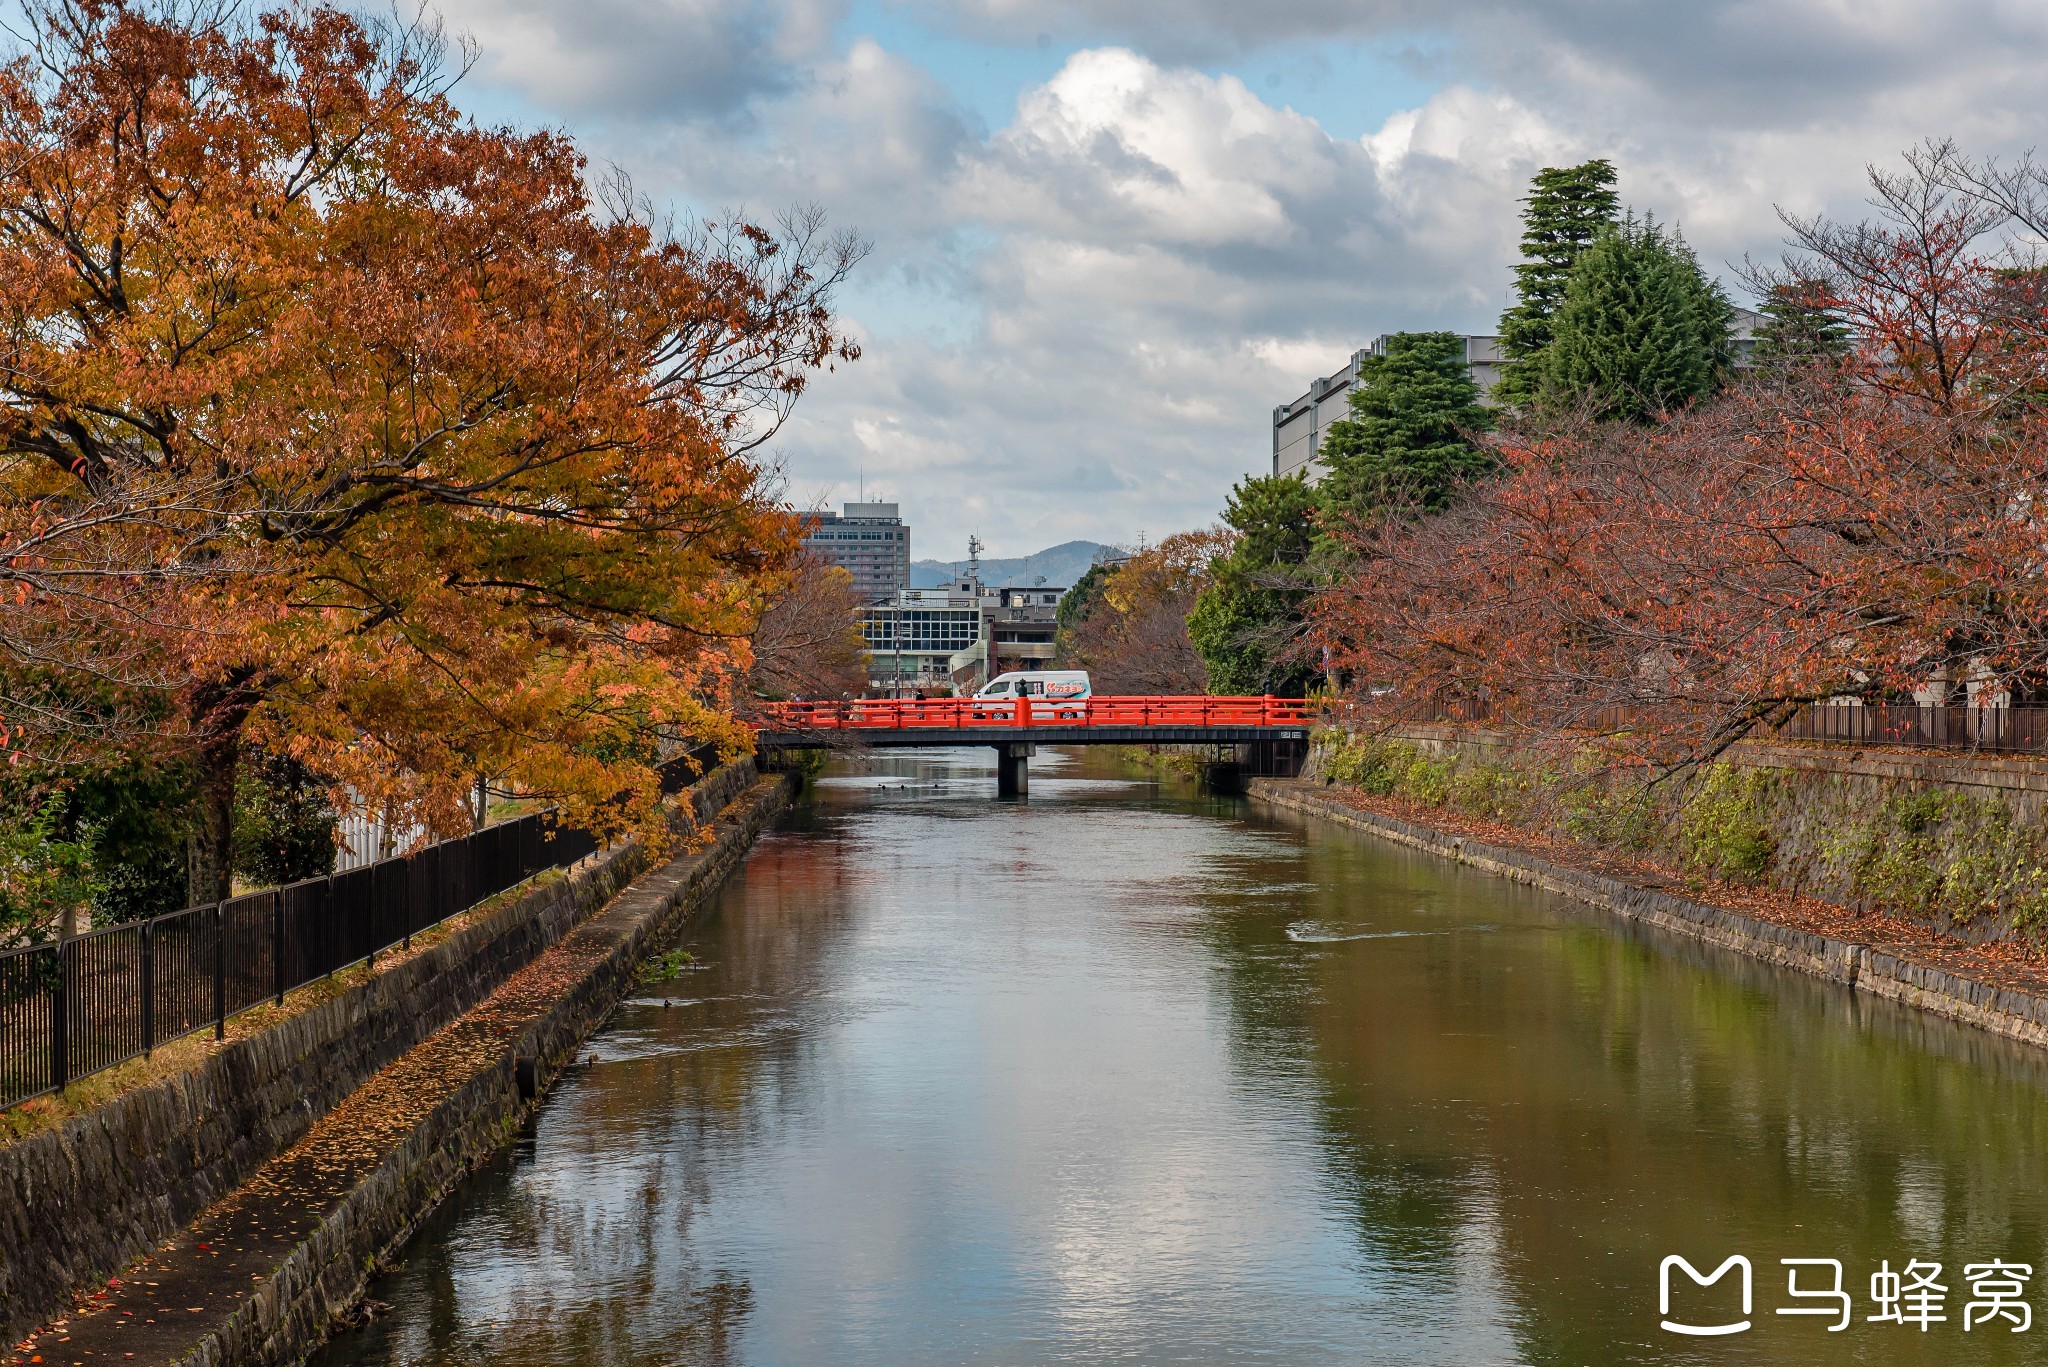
[315,748,2048,1365]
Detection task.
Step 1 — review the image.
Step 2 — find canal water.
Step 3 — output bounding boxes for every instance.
[315,749,2048,1365]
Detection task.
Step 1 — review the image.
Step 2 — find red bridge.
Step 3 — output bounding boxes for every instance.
[753,695,1313,795]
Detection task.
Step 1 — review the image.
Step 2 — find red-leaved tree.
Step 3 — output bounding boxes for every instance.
[1313,145,2048,770]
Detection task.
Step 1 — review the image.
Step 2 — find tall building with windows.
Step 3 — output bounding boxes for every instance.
[801,502,911,604]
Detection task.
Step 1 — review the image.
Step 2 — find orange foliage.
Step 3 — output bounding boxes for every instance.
[1064,530,1232,695]
[0,2,861,897]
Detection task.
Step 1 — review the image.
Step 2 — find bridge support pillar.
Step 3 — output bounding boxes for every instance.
[1199,760,1247,795]
[995,743,1034,798]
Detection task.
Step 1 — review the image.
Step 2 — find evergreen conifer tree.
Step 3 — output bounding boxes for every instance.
[1751,279,1853,369]
[1186,474,1319,696]
[1539,215,1734,422]
[1318,332,1494,519]
[1495,159,1620,405]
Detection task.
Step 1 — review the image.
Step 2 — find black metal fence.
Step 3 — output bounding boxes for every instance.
[1780,702,2048,754]
[1368,693,2048,762]
[0,808,604,1111]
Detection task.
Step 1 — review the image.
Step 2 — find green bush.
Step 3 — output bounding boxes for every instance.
[1313,726,2048,938]
[233,751,338,888]
[1559,780,1660,851]
[0,762,193,937]
[1676,765,1779,880]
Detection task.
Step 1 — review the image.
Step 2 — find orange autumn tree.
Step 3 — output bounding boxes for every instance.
[0,0,861,901]
[1062,530,1231,695]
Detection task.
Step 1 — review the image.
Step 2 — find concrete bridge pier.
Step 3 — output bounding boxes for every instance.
[995,743,1034,798]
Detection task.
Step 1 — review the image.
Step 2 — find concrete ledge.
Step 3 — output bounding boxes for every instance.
[1249,779,2048,1052]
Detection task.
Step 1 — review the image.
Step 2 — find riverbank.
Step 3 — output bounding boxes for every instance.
[1322,724,2048,942]
[1250,777,2048,1052]
[4,768,793,1367]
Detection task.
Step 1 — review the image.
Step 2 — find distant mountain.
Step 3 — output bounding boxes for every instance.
[911,540,1116,591]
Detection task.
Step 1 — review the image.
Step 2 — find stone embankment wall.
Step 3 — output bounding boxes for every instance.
[186,770,793,1367]
[1251,778,2048,1053]
[1313,725,2048,942]
[0,760,761,1346]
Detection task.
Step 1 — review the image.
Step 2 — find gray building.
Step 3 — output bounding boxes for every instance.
[1273,335,1503,481]
[859,571,1066,693]
[1272,314,1765,481]
[802,501,911,604]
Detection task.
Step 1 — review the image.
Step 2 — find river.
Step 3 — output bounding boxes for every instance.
[313,747,2048,1365]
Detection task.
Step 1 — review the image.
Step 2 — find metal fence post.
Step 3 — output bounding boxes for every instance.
[51,938,69,1093]
[213,904,227,1042]
[360,878,374,969]
[141,921,156,1058]
[273,891,286,1006]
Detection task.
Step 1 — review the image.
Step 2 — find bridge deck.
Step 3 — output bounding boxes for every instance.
[756,724,1310,749]
[751,695,1313,749]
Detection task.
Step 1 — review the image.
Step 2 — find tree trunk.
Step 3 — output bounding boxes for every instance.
[185,671,259,907]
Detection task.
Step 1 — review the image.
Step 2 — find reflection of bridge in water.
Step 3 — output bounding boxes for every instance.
[753,696,1313,795]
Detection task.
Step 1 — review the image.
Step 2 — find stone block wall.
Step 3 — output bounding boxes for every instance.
[1310,725,2048,941]
[0,759,757,1344]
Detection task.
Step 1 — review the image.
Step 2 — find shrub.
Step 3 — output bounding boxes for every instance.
[1677,765,1779,880]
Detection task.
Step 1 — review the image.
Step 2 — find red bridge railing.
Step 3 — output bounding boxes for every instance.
[755,695,1312,732]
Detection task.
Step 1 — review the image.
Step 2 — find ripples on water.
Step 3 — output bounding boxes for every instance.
[314,747,2048,1366]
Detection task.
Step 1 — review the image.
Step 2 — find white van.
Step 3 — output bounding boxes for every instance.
[974,670,1091,701]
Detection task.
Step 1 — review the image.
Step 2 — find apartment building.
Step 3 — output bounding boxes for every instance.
[801,502,911,604]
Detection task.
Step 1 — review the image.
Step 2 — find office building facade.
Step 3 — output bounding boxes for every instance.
[859,575,1067,692]
[802,502,911,604]
[1272,335,1504,482]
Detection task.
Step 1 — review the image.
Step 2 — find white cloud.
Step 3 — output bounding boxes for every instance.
[769,50,1560,552]
[437,0,2048,557]
[435,0,845,117]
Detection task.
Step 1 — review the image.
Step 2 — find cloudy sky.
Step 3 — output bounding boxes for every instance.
[434,0,2048,562]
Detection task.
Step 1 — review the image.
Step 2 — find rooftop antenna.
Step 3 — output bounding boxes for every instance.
[967,535,983,581]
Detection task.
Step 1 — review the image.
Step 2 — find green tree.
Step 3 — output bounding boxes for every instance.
[1539,216,1735,422]
[1495,159,1621,405]
[0,760,193,938]
[1751,279,1852,369]
[1318,332,1495,520]
[1187,475,1320,696]
[233,750,339,888]
[1057,561,1116,638]
[1219,472,1319,568]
